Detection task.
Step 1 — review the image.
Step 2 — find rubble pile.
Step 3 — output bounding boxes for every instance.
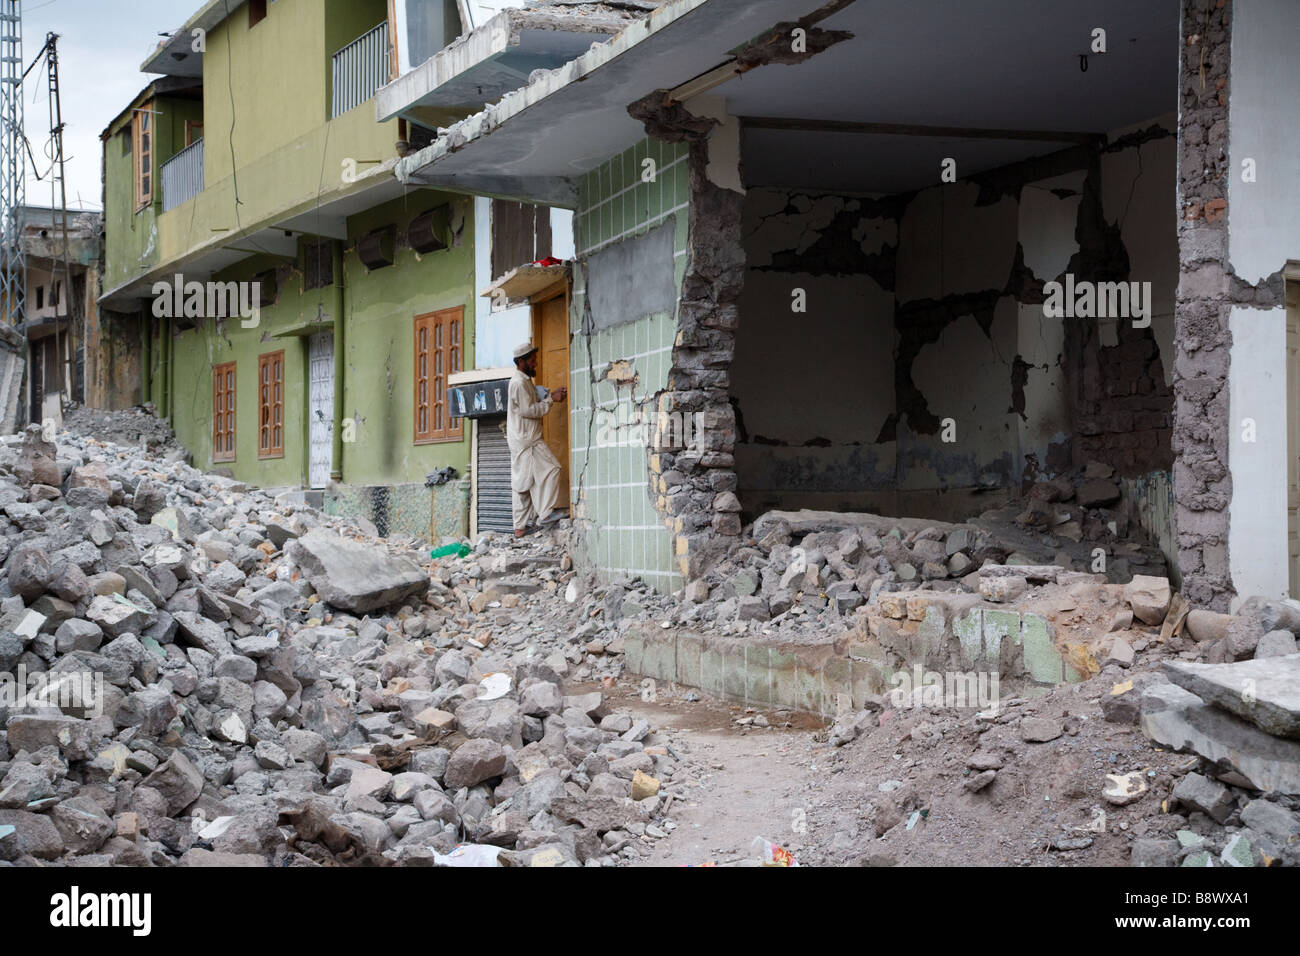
[61,404,182,454]
[676,475,1166,636]
[789,573,1300,868]
[1129,594,1300,866]
[0,425,682,867]
[1010,461,1148,545]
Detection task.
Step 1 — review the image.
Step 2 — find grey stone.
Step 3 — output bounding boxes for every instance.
[1140,680,1300,795]
[1130,838,1178,868]
[50,795,116,854]
[115,686,178,735]
[1186,609,1231,643]
[85,594,149,638]
[1124,575,1171,626]
[173,611,232,657]
[1162,654,1300,739]
[1239,799,1300,849]
[1019,717,1063,743]
[551,794,648,834]
[142,751,205,815]
[1172,772,1234,823]
[443,738,507,790]
[7,549,52,600]
[519,680,562,717]
[54,618,103,654]
[0,809,63,859]
[979,575,1028,603]
[1076,478,1120,508]
[1255,630,1298,659]
[287,530,427,613]
[5,713,96,760]
[454,698,522,744]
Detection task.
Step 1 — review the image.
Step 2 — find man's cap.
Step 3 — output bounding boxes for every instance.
[513,341,538,360]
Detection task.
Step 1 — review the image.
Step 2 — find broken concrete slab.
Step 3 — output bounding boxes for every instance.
[287,530,428,613]
[1162,654,1300,739]
[1140,680,1300,795]
[978,564,1060,582]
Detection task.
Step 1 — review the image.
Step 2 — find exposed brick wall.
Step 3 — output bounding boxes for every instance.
[626,96,747,579]
[1174,0,1234,609]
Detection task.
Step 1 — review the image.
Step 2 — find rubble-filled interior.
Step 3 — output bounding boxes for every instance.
[715,16,1183,597]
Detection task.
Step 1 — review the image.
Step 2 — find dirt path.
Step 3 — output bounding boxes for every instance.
[594,684,829,866]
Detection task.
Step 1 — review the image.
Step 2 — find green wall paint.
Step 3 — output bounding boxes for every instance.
[342,193,475,486]
[103,93,201,292]
[104,0,399,300]
[164,190,475,490]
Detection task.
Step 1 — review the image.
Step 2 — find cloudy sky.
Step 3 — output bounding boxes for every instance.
[21,0,195,211]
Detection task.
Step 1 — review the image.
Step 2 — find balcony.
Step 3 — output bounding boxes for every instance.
[332,22,391,119]
[160,137,204,212]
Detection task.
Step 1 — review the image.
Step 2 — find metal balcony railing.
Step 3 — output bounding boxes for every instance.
[160,137,203,212]
[332,22,390,119]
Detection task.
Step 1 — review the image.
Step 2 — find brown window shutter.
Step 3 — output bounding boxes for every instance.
[414,307,464,444]
[213,361,236,462]
[257,350,284,458]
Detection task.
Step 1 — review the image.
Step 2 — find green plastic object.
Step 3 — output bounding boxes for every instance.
[431,543,471,560]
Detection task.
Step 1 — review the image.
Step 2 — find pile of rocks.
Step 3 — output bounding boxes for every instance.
[673,500,1166,635]
[1128,596,1300,866]
[1013,460,1135,541]
[61,404,182,455]
[0,424,678,867]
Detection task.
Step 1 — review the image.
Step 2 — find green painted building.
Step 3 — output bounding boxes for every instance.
[100,0,479,540]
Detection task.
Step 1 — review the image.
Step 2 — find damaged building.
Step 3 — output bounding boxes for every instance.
[97,0,630,541]
[384,0,1300,612]
[0,205,104,431]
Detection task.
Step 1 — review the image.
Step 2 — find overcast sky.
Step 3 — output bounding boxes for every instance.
[21,0,196,211]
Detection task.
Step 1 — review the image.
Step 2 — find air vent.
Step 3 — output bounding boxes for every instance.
[357,225,396,271]
[408,205,450,255]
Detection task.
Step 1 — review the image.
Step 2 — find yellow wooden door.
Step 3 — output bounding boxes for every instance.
[535,292,570,506]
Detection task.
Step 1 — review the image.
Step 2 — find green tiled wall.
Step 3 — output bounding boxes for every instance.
[570,138,690,593]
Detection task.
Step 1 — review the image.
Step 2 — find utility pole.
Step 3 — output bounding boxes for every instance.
[0,0,22,335]
[43,31,74,405]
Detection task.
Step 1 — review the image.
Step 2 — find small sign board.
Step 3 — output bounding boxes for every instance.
[447,377,510,420]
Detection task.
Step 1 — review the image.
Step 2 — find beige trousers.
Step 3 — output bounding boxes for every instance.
[511,441,562,530]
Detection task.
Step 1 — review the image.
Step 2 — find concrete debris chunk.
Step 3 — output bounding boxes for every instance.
[288,530,428,612]
[1162,655,1300,740]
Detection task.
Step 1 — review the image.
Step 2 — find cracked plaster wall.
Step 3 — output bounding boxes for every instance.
[729,122,1178,523]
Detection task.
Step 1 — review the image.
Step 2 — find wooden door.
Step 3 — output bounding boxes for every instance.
[534,290,570,506]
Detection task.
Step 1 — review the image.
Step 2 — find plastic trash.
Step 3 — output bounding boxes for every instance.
[478,672,512,701]
[433,844,502,867]
[430,543,471,560]
[751,836,798,867]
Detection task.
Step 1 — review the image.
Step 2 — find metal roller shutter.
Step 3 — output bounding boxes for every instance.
[476,415,513,533]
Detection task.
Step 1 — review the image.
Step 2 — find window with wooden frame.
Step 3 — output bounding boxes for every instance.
[185,119,204,147]
[414,307,462,444]
[257,351,284,458]
[212,361,236,462]
[133,103,154,211]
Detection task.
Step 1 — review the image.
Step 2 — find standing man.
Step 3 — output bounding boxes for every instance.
[508,341,567,538]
